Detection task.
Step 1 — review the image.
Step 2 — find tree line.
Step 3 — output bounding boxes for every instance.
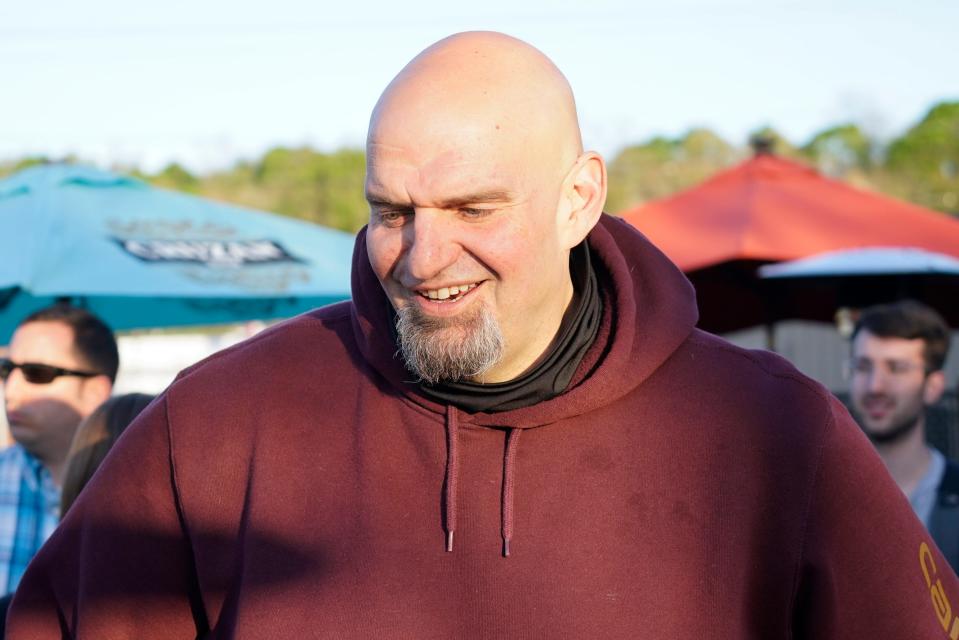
[2,101,956,234]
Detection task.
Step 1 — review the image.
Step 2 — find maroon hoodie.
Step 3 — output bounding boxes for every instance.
[8,215,959,638]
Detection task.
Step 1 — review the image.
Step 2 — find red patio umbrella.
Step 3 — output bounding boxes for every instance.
[620,154,959,333]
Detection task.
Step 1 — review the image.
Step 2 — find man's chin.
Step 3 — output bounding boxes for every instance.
[395,300,504,385]
[862,425,887,439]
[863,416,922,445]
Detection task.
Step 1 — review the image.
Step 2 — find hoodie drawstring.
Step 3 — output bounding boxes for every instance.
[502,428,521,557]
[443,406,521,558]
[444,405,459,553]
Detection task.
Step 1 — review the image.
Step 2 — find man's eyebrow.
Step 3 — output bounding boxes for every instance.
[365,193,393,206]
[365,190,515,209]
[435,191,514,209]
[364,188,400,206]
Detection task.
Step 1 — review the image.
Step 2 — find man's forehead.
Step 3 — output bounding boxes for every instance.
[10,321,78,361]
[853,331,926,359]
[368,107,514,160]
[13,321,73,343]
[368,78,536,169]
[367,143,471,169]
[366,142,515,203]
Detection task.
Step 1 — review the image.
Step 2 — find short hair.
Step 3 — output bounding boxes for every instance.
[19,304,119,383]
[851,300,951,372]
[60,393,155,515]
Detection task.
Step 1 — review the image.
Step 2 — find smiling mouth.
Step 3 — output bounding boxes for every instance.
[417,283,479,303]
[861,395,895,418]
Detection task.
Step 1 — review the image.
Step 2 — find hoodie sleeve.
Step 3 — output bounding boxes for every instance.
[5,394,205,639]
[791,395,959,639]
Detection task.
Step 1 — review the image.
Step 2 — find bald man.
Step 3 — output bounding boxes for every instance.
[8,33,957,639]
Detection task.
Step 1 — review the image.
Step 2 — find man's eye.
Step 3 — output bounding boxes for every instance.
[888,361,920,375]
[851,360,872,375]
[459,207,493,219]
[375,209,411,226]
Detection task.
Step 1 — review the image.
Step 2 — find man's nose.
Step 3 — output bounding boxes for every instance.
[865,368,889,393]
[403,210,459,281]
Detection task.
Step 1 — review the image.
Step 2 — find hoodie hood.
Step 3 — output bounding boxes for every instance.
[350,213,698,429]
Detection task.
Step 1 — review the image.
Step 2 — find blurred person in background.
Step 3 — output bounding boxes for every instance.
[59,392,155,515]
[0,346,11,448]
[0,305,116,595]
[0,392,152,637]
[8,32,959,639]
[849,300,958,568]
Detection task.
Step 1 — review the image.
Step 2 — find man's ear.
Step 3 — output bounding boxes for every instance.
[80,376,113,415]
[923,370,947,405]
[557,151,607,250]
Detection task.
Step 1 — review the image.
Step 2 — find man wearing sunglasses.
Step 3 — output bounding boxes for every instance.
[0,304,116,595]
[849,300,958,569]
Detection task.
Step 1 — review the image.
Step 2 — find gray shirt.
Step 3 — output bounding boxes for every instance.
[910,447,946,528]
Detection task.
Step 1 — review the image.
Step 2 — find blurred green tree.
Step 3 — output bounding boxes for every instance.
[882,101,959,213]
[185,147,369,233]
[0,156,56,179]
[606,128,739,214]
[801,124,875,177]
[151,163,200,193]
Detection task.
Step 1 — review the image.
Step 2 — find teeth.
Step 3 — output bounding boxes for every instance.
[421,283,477,301]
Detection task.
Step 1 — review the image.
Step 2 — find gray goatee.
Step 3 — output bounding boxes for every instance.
[395,302,504,385]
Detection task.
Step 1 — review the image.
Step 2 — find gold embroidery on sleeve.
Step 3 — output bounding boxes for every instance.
[920,541,959,639]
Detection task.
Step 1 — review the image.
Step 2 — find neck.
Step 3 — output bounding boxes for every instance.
[24,446,68,486]
[874,418,932,497]
[48,460,67,487]
[472,276,575,384]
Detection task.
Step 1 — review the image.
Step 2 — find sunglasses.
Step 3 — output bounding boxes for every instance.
[0,358,100,385]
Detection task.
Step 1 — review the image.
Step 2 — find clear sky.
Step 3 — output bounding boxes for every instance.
[2,0,956,172]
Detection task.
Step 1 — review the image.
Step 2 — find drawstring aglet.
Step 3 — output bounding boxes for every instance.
[446,531,454,553]
[503,539,510,558]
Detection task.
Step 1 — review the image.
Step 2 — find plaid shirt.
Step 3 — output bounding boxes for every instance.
[0,444,60,595]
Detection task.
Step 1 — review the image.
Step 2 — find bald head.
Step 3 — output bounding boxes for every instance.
[368,32,583,177]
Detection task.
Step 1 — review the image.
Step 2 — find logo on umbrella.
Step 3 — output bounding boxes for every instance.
[113,238,305,268]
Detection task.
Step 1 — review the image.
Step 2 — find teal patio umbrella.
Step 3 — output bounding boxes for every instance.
[0,164,355,343]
